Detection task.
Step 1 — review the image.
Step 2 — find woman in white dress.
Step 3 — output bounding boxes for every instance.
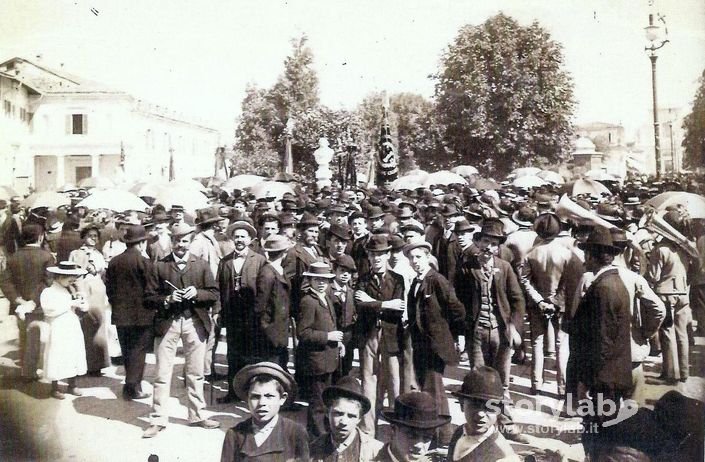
[41,261,90,399]
[69,225,110,375]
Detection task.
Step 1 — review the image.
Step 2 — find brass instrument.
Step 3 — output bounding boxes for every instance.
[643,208,699,259]
[555,194,617,230]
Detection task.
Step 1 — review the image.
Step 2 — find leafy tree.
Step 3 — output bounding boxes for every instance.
[434,13,575,176]
[682,68,705,169]
[231,85,280,176]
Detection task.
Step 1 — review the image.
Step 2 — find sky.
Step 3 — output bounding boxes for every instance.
[2,0,704,140]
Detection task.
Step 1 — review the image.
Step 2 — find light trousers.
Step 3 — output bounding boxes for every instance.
[150,315,208,427]
[658,294,691,380]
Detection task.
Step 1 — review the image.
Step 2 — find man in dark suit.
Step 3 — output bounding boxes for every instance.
[354,234,406,437]
[330,254,357,381]
[404,240,466,445]
[297,262,343,438]
[216,221,266,403]
[0,224,54,378]
[349,211,370,280]
[566,227,634,460]
[105,225,154,400]
[252,235,291,369]
[142,223,220,437]
[461,219,527,443]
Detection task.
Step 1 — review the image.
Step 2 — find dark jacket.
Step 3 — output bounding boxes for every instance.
[331,282,356,344]
[297,289,339,376]
[356,270,406,355]
[220,416,309,462]
[464,256,526,342]
[283,243,322,318]
[144,253,219,335]
[254,262,291,355]
[105,246,154,326]
[217,249,266,327]
[567,268,633,392]
[409,268,466,365]
[350,234,370,281]
[0,245,55,313]
[56,229,83,262]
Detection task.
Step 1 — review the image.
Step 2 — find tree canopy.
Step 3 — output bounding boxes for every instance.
[434,13,575,176]
[682,68,705,170]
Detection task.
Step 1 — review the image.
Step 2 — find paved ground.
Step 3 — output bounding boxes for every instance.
[1,309,703,462]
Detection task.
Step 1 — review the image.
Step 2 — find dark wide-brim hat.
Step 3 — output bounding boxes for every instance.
[475,218,507,244]
[328,223,352,241]
[122,224,149,244]
[402,240,432,257]
[195,206,224,225]
[381,391,451,429]
[452,366,505,403]
[578,226,622,254]
[366,234,391,252]
[232,362,297,405]
[322,376,371,415]
[297,211,319,229]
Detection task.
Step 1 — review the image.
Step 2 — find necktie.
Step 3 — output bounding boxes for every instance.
[409,278,422,330]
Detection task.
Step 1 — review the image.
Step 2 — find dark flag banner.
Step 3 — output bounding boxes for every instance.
[375,102,398,189]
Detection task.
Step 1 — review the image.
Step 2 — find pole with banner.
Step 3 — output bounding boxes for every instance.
[375,93,398,189]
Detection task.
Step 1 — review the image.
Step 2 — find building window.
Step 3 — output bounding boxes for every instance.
[3,100,10,116]
[67,114,88,135]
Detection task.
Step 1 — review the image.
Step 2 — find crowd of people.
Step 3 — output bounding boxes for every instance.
[1,172,704,461]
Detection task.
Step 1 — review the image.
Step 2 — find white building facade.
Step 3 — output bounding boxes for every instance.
[0,58,220,193]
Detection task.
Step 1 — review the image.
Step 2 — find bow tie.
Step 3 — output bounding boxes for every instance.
[234,251,247,259]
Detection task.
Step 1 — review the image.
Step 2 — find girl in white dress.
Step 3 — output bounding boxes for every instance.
[42,261,90,399]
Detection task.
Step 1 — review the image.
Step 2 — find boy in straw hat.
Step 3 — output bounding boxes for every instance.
[298,261,344,438]
[220,362,309,462]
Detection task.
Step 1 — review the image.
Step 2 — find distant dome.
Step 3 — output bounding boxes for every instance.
[574,137,597,155]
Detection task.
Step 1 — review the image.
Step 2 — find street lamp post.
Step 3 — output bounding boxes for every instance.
[644,13,669,179]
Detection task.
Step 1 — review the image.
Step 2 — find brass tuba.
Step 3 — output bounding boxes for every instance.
[642,208,699,259]
[555,194,617,230]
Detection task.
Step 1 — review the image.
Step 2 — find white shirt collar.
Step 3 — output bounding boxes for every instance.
[253,415,278,447]
[174,252,190,265]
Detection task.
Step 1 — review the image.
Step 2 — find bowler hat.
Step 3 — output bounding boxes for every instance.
[328,203,348,216]
[297,211,319,229]
[323,376,371,415]
[279,212,296,227]
[171,222,195,239]
[47,261,87,276]
[122,225,149,244]
[195,206,224,225]
[578,226,622,254]
[475,219,507,244]
[381,392,451,429]
[367,206,385,220]
[302,261,336,279]
[333,254,356,272]
[397,208,415,220]
[328,223,352,241]
[151,211,172,224]
[170,205,185,213]
[454,219,477,234]
[232,361,297,405]
[440,204,462,217]
[263,234,290,253]
[365,234,391,252]
[533,213,561,239]
[389,234,405,252]
[400,220,425,235]
[595,203,623,223]
[402,240,432,257]
[228,220,257,238]
[452,366,505,403]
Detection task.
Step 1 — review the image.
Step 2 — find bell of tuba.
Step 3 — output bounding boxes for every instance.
[555,194,617,230]
[643,208,699,259]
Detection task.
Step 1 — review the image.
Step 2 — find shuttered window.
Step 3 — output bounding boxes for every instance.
[67,113,88,134]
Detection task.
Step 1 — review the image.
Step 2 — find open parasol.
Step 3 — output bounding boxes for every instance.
[424,170,467,187]
[645,192,705,218]
[77,176,115,190]
[510,167,542,178]
[451,165,479,177]
[571,179,612,197]
[76,189,150,212]
[512,175,547,189]
[222,174,266,191]
[537,170,565,185]
[250,181,295,200]
[22,191,71,209]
